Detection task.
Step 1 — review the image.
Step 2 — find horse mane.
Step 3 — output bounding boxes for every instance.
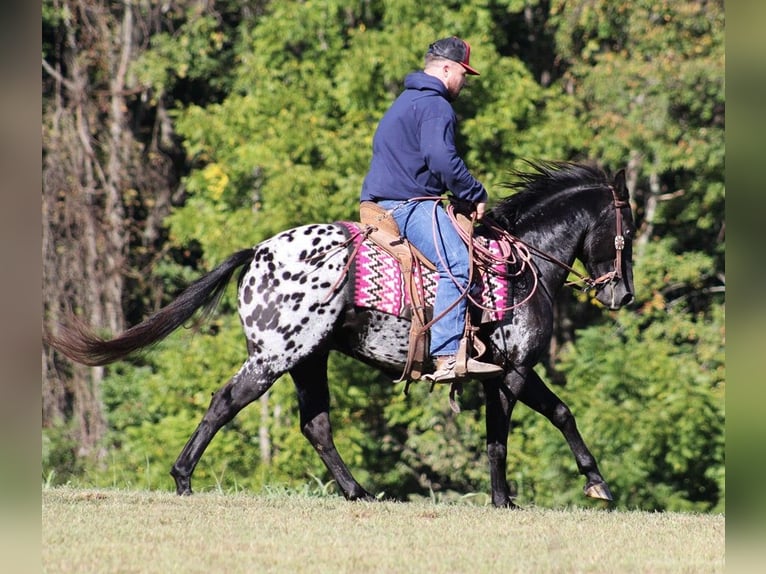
[488,160,609,229]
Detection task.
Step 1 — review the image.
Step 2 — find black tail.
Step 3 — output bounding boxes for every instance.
[45,249,255,366]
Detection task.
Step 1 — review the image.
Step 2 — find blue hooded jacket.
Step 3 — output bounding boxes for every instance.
[360,71,487,204]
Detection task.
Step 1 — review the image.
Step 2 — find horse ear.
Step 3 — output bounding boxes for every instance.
[613,169,629,201]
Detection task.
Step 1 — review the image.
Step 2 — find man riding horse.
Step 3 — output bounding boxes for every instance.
[360,36,502,383]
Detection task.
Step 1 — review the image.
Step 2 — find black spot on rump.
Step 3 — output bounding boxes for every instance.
[255,304,280,331]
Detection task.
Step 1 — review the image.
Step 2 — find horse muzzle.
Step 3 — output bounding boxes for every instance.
[595,279,634,310]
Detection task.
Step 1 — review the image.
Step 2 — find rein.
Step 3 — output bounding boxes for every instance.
[443,201,538,315]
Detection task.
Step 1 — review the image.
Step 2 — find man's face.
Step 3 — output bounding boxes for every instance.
[444,62,468,99]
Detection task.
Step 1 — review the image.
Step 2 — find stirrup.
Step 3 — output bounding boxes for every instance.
[421,357,461,383]
[422,356,503,383]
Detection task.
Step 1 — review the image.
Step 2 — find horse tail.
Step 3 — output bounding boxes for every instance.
[45,248,255,366]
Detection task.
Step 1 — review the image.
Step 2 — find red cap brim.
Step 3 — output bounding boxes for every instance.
[459,40,479,75]
[459,62,480,75]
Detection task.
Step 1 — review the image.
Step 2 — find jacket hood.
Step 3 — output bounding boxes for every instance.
[403,71,449,99]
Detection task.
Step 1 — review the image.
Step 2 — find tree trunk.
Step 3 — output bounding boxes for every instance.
[42,0,179,460]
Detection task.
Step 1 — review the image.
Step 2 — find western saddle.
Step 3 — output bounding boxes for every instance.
[358,201,486,383]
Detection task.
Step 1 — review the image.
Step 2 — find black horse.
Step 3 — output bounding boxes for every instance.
[46,161,635,507]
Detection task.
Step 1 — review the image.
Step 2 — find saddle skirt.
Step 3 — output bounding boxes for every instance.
[340,222,509,323]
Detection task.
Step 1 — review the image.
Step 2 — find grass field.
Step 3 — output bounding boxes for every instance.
[42,487,724,573]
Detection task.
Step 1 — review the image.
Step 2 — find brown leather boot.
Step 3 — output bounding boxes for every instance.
[422,355,504,383]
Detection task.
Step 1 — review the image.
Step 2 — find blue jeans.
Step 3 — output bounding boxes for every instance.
[377,199,469,357]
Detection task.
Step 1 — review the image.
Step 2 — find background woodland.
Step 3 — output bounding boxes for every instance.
[42,0,724,511]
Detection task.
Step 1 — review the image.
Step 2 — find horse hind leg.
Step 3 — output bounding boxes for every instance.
[170,357,278,495]
[290,350,375,501]
[482,378,519,508]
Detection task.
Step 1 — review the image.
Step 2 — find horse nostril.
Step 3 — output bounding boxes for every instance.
[621,293,634,307]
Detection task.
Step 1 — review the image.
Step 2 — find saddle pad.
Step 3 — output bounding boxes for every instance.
[340,222,509,321]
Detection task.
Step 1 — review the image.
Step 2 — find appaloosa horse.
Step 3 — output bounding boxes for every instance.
[46,161,635,507]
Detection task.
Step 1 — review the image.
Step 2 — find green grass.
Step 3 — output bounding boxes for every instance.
[42,487,724,573]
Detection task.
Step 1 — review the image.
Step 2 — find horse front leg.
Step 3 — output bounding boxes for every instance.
[170,358,277,495]
[290,351,375,501]
[482,378,518,508]
[518,369,613,502]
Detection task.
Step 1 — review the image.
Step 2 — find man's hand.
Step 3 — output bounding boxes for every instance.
[475,201,487,220]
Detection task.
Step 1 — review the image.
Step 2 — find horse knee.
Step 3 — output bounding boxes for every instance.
[487,443,507,462]
[550,403,573,428]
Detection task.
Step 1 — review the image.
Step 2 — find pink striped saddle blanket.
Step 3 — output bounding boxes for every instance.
[340,222,509,322]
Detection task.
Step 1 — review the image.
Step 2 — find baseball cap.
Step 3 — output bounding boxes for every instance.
[427,36,480,75]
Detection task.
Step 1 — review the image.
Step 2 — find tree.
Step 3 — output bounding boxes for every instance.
[44,0,137,457]
[42,0,241,462]
[550,0,724,286]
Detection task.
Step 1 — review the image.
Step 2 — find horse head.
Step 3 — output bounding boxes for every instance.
[582,169,635,310]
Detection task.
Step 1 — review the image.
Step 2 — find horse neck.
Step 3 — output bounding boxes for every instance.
[510,190,605,290]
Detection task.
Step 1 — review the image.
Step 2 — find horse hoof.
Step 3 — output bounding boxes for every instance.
[584,481,613,501]
[491,495,520,509]
[171,469,193,496]
[348,489,376,502]
[174,482,193,496]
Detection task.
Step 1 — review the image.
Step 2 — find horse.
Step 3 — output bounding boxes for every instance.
[45,160,635,507]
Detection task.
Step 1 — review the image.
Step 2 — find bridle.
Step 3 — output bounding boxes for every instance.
[579,185,628,289]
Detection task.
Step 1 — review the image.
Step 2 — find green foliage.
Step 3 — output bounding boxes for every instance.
[550,0,725,250]
[42,421,86,486]
[133,14,230,99]
[633,238,719,308]
[512,305,724,511]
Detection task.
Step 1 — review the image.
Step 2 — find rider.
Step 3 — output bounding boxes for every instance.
[360,36,503,383]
